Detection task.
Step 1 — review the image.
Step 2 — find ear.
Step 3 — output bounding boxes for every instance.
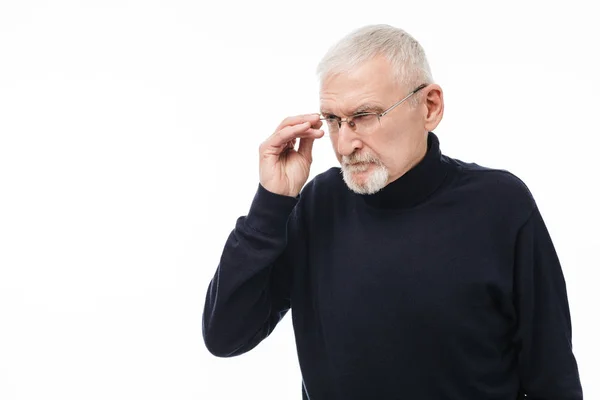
[422,84,444,132]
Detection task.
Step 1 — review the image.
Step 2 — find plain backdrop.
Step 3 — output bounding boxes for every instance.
[0,1,598,399]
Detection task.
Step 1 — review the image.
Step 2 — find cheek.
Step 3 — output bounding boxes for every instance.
[363,138,392,164]
[368,138,409,169]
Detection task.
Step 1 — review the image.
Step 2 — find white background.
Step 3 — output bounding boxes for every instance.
[1,1,598,399]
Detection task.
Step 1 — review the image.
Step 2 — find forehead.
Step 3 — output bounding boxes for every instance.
[319,57,399,114]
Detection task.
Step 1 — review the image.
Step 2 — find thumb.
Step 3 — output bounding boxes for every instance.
[297,137,315,162]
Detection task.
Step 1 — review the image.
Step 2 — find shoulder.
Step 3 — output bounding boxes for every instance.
[451,158,532,195]
[445,156,537,221]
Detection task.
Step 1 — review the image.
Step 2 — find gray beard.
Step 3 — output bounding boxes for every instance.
[341,163,389,195]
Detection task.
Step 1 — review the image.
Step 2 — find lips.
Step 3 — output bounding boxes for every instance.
[345,162,372,172]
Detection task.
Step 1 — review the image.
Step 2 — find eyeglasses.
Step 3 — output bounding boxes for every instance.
[319,83,428,136]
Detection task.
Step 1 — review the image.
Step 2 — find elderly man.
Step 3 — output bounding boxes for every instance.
[202,25,583,399]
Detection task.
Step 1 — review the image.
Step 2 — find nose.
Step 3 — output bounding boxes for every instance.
[335,123,363,157]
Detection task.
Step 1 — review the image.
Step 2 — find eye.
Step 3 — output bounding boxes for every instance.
[351,113,379,131]
[352,113,376,122]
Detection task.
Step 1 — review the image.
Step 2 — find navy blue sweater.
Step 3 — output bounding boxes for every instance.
[202,132,582,399]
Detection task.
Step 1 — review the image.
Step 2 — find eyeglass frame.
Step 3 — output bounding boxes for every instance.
[319,83,428,132]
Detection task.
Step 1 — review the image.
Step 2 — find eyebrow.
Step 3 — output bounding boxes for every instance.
[352,103,383,114]
[321,102,383,117]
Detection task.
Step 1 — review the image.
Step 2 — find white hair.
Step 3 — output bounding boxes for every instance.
[316,24,434,105]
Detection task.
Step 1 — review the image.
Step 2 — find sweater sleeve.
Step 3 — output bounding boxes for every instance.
[513,205,583,399]
[202,183,304,357]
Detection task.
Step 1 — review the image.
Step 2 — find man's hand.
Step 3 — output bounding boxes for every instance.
[259,114,324,197]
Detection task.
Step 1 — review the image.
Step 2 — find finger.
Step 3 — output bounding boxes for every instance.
[276,113,321,131]
[305,128,324,136]
[270,122,321,147]
[282,129,322,151]
[285,138,296,151]
[287,129,323,150]
[297,137,316,161]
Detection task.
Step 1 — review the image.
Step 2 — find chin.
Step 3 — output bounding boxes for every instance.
[341,163,389,195]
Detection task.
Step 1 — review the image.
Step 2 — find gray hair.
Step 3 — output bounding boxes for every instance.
[316,24,434,104]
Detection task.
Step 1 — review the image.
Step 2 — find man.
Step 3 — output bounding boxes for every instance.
[202,24,583,399]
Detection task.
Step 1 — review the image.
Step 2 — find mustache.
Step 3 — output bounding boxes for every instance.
[342,152,381,165]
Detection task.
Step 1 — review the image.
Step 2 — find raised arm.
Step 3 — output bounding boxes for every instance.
[202,114,324,357]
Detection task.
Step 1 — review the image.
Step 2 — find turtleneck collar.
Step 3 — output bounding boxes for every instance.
[357,131,449,210]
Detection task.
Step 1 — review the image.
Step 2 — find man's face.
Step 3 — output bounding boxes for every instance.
[319,56,429,194]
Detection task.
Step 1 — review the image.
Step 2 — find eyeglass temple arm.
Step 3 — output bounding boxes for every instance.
[379,83,428,117]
